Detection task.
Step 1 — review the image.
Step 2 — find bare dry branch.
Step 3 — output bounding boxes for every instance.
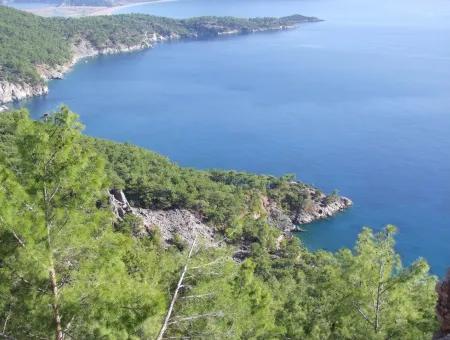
[190,257,226,270]
[180,293,215,300]
[11,231,25,248]
[352,302,372,326]
[168,311,224,325]
[156,236,197,340]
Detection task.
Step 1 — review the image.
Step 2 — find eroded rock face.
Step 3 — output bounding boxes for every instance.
[435,270,450,339]
[265,200,298,234]
[0,81,48,105]
[70,35,165,63]
[132,207,217,247]
[109,189,216,247]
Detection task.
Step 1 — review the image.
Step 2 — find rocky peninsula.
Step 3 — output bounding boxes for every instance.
[109,186,352,249]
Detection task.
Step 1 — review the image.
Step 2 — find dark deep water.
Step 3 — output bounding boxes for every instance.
[16,0,450,275]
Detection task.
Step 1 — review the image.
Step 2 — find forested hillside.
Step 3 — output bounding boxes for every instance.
[0,5,318,94]
[0,107,438,339]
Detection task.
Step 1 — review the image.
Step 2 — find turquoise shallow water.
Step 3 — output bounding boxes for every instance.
[16,0,450,275]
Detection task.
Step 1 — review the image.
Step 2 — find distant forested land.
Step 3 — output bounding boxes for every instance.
[0,5,317,86]
[0,107,438,339]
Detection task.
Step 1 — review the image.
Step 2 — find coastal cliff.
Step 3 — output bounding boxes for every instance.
[0,6,320,105]
[0,81,47,106]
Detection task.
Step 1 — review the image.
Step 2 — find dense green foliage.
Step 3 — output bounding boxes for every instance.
[0,5,316,87]
[0,108,438,339]
[0,6,71,84]
[92,137,318,232]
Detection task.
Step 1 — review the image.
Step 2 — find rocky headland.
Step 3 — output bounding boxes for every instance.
[109,187,352,249]
[265,188,352,234]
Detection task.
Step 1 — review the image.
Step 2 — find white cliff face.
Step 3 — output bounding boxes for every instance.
[132,207,217,248]
[109,189,217,248]
[0,81,48,105]
[70,32,181,67]
[296,195,353,225]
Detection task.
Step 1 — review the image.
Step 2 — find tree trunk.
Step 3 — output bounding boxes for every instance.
[44,184,63,340]
[49,267,63,340]
[374,260,385,333]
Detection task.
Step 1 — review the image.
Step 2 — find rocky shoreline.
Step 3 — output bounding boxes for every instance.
[109,188,352,248]
[265,189,353,234]
[0,33,172,105]
[0,16,320,106]
[0,81,48,106]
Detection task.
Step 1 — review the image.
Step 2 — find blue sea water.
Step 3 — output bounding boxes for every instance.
[16,0,450,275]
